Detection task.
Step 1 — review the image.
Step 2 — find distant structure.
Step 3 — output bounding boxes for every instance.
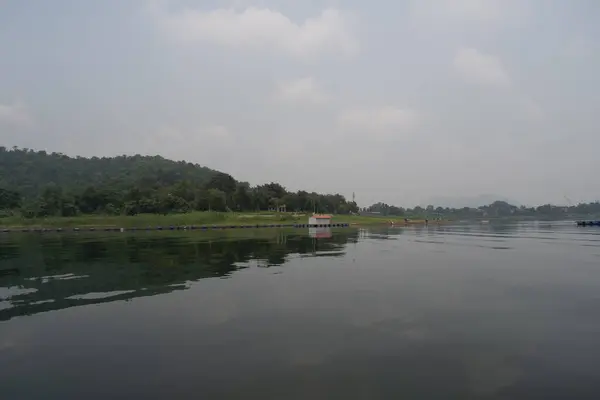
[268,205,287,212]
[309,214,332,226]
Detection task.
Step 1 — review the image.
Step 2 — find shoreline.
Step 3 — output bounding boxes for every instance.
[0,212,443,231]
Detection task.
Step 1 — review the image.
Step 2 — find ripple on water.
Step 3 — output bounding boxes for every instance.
[25,273,89,283]
[0,287,39,310]
[414,239,445,244]
[0,287,37,300]
[66,290,136,300]
[2,225,600,399]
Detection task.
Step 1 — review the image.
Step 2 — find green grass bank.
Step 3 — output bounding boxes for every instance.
[0,212,437,229]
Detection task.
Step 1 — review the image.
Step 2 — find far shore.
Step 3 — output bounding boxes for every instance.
[0,211,447,230]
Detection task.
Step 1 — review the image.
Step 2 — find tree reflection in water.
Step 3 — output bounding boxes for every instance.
[0,229,359,321]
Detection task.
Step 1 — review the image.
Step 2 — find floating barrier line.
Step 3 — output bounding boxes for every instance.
[0,223,350,233]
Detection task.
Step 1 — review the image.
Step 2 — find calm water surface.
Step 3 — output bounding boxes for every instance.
[1,223,600,399]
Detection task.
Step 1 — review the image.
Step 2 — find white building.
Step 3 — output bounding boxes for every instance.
[308,214,332,226]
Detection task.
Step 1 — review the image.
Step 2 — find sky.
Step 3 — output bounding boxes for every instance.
[1,0,599,207]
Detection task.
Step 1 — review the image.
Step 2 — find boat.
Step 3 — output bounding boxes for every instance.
[576,221,600,226]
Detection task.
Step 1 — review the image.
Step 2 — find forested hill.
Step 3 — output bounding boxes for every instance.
[0,147,359,217]
[0,147,217,198]
[3,146,596,221]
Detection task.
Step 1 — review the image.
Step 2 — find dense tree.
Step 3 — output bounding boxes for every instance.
[232,184,252,211]
[2,147,364,218]
[0,188,20,209]
[362,200,600,220]
[205,172,237,194]
[0,147,216,198]
[207,189,227,212]
[263,182,287,199]
[1,147,598,220]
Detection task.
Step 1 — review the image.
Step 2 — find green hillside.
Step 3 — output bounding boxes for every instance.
[0,147,359,218]
[0,146,217,198]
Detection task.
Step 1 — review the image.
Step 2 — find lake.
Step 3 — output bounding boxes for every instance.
[1,223,600,399]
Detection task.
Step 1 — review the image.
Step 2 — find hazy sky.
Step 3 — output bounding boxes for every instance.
[1,0,599,206]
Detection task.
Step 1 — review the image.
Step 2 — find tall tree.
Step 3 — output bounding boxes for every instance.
[205,172,237,194]
[0,188,21,209]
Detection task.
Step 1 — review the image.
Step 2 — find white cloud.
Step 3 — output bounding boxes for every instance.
[453,47,511,87]
[150,5,358,60]
[273,77,328,105]
[153,124,231,145]
[452,48,544,122]
[410,0,503,23]
[204,124,231,140]
[519,97,544,122]
[409,0,529,27]
[562,35,592,58]
[0,102,34,128]
[337,106,421,135]
[141,123,233,168]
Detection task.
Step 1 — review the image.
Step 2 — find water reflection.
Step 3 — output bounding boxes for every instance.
[2,222,600,399]
[0,229,358,321]
[308,227,332,238]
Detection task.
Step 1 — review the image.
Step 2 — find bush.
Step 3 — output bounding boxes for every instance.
[0,209,14,218]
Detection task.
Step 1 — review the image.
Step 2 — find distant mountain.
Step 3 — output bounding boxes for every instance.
[421,194,521,209]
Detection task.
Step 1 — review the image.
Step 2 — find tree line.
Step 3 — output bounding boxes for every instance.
[0,148,358,218]
[363,200,600,219]
[1,147,598,219]
[0,176,360,218]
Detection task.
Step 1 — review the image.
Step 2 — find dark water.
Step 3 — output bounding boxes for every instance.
[2,223,600,399]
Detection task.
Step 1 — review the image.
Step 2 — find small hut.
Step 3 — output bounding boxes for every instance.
[308,214,332,226]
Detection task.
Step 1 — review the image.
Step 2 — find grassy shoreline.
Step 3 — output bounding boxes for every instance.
[0,212,436,229]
